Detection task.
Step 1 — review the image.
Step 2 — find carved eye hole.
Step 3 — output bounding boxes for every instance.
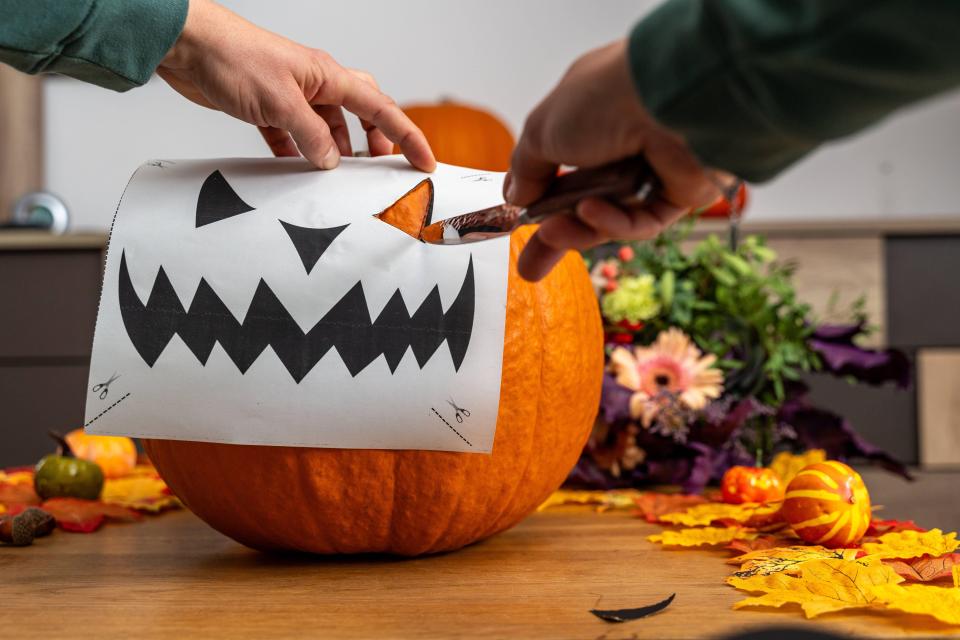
[373,179,434,239]
[280,221,349,274]
[196,170,255,227]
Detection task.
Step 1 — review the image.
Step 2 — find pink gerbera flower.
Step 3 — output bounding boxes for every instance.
[609,328,723,427]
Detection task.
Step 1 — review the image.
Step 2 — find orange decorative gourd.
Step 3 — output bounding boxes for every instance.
[781,461,871,548]
[64,429,137,479]
[720,465,784,505]
[144,226,603,555]
[396,101,514,171]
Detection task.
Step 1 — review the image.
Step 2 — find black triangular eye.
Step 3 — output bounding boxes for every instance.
[280,221,349,274]
[196,170,255,227]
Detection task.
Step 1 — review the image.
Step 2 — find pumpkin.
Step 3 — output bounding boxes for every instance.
[64,429,137,479]
[720,465,784,505]
[780,460,871,548]
[143,186,603,555]
[396,100,514,171]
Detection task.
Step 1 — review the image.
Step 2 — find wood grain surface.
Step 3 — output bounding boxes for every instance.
[3,498,956,639]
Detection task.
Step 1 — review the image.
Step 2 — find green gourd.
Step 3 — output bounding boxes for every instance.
[34,432,104,500]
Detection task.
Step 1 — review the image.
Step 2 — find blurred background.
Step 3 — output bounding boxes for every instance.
[3,0,960,473]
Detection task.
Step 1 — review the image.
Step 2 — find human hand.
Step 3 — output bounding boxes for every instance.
[157,0,435,172]
[505,39,719,281]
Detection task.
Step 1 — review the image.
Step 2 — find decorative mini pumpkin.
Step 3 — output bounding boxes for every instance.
[720,465,784,505]
[143,179,603,555]
[397,100,515,171]
[780,460,871,548]
[65,429,137,479]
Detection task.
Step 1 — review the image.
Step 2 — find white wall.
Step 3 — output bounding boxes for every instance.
[44,0,960,231]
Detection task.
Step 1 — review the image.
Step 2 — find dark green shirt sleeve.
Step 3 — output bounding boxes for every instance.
[629,0,960,182]
[0,0,188,91]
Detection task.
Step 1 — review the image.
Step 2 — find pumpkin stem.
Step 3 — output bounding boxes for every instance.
[47,430,75,458]
[755,447,763,468]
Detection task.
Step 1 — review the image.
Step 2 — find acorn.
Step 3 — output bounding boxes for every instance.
[0,514,35,546]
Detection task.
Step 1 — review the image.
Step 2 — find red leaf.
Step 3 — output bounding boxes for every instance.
[884,554,960,582]
[866,519,927,536]
[633,492,708,523]
[0,482,40,507]
[40,498,140,533]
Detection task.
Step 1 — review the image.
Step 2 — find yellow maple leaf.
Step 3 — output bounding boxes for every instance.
[729,546,860,579]
[872,583,960,625]
[537,489,643,512]
[659,501,781,528]
[649,527,758,547]
[728,556,903,618]
[0,471,34,486]
[769,449,827,485]
[101,475,180,512]
[0,504,5,515]
[861,529,960,560]
[954,565,960,589]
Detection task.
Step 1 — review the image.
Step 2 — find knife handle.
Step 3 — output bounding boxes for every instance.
[522,156,660,223]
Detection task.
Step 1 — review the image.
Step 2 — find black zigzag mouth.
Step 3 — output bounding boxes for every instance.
[118,251,475,382]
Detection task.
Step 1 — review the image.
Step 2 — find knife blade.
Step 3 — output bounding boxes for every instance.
[420,156,659,245]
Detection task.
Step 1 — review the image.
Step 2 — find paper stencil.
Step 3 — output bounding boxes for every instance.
[85,157,509,453]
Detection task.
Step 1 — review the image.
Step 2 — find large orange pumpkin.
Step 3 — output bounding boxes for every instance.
[144,224,602,555]
[396,100,515,171]
[780,460,871,548]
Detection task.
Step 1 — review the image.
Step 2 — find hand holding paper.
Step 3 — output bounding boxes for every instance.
[157,0,436,172]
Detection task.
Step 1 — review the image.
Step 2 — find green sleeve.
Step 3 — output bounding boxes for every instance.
[628,0,960,182]
[0,0,188,91]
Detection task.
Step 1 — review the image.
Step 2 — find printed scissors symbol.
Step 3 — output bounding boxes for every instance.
[447,398,470,423]
[92,373,120,400]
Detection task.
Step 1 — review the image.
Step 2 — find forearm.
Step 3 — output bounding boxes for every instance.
[629,0,960,182]
[0,0,188,91]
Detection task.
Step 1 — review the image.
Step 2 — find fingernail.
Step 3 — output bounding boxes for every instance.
[321,147,340,170]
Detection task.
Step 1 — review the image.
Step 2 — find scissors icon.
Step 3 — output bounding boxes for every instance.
[446,398,470,423]
[92,373,120,400]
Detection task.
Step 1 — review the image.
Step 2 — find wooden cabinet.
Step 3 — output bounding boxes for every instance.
[0,233,106,466]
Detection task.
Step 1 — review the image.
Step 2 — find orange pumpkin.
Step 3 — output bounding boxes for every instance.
[64,429,137,479]
[396,101,515,171]
[780,461,871,548]
[144,220,603,555]
[720,465,784,504]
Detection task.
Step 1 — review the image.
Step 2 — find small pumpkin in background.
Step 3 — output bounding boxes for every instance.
[395,100,514,171]
[720,465,784,505]
[781,460,871,548]
[65,429,137,479]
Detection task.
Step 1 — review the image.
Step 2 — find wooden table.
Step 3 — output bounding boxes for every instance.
[3,501,956,639]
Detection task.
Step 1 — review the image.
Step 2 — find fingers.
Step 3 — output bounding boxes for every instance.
[312,104,353,157]
[258,126,300,157]
[330,67,435,171]
[347,70,394,157]
[644,130,720,209]
[517,197,689,282]
[283,99,340,169]
[504,117,558,206]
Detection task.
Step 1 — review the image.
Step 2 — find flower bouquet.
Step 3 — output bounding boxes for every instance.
[569,220,911,493]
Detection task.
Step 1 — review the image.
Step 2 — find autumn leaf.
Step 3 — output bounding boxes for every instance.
[40,498,140,533]
[728,546,861,579]
[727,533,801,556]
[649,527,758,547]
[885,554,960,583]
[102,475,180,512]
[769,449,826,486]
[728,556,903,618]
[633,492,708,523]
[953,565,959,588]
[0,470,34,486]
[866,518,926,536]
[659,501,780,528]
[872,583,960,625]
[0,480,40,507]
[861,529,960,560]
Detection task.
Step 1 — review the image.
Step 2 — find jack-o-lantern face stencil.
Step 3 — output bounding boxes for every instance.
[85,157,510,453]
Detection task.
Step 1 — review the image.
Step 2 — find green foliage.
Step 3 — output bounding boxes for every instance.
[595,220,822,408]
